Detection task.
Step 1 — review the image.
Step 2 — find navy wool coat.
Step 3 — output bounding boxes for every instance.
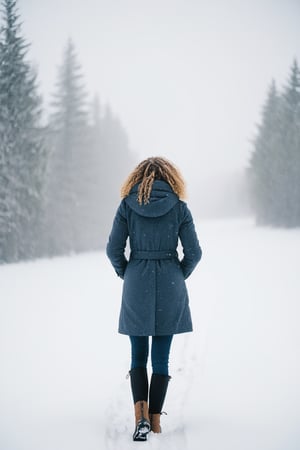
[106,180,202,336]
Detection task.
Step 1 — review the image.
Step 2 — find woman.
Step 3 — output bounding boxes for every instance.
[106,157,202,441]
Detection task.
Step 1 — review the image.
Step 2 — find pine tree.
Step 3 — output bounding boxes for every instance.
[45,39,89,254]
[278,59,300,226]
[102,104,136,225]
[101,103,135,192]
[87,94,109,248]
[249,80,282,224]
[87,96,136,248]
[0,0,46,263]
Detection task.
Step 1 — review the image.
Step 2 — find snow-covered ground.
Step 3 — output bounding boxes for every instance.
[0,217,300,450]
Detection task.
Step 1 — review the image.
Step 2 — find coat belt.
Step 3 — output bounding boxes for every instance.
[130,250,178,260]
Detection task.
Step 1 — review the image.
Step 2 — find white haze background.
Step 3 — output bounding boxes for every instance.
[18,0,300,216]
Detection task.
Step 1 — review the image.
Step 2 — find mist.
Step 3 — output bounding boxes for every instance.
[1,2,300,448]
[18,0,300,217]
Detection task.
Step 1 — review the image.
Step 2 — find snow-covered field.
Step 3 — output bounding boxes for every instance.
[0,218,300,450]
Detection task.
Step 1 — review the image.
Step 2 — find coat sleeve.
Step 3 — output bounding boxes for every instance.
[179,203,202,279]
[106,200,129,279]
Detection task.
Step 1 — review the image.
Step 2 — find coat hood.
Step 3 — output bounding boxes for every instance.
[125,180,179,218]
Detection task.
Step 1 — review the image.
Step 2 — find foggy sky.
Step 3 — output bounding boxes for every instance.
[17,0,300,201]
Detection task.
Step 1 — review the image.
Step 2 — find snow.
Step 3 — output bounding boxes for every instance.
[0,217,300,450]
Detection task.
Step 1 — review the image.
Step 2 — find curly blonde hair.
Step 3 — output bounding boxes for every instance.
[121,156,186,205]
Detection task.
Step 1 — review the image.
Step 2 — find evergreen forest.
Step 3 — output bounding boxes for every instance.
[0,0,135,264]
[249,60,300,227]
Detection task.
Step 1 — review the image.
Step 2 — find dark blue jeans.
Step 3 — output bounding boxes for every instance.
[129,335,173,376]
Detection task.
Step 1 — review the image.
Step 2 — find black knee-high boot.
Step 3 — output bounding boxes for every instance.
[129,367,151,441]
[149,373,171,433]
